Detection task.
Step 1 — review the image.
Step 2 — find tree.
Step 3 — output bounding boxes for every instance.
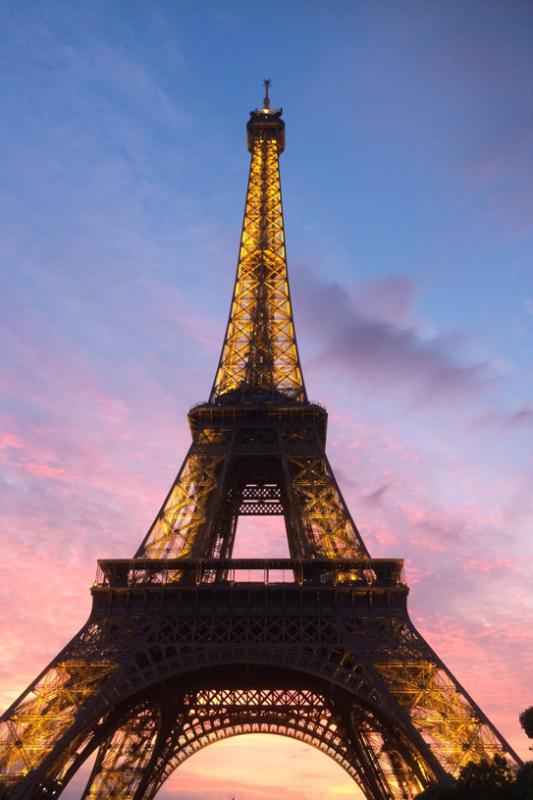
[416,785,456,800]
[515,761,533,799]
[456,754,515,798]
[415,755,516,799]
[519,706,533,741]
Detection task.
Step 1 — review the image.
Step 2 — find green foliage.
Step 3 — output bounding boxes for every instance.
[519,707,533,740]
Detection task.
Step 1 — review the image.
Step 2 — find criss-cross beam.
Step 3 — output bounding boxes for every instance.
[80,686,431,800]
[210,97,306,403]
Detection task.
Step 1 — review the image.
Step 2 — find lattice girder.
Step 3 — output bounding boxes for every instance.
[211,122,305,402]
[374,660,506,775]
[135,447,225,560]
[147,685,433,800]
[136,407,368,564]
[285,451,369,559]
[79,684,432,800]
[81,703,164,800]
[0,625,117,787]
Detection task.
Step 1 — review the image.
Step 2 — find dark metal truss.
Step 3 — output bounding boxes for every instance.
[80,686,430,800]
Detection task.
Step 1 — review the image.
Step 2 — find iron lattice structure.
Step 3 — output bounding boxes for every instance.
[0,86,521,800]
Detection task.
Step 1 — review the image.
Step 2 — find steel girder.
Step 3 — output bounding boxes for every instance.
[210,117,306,403]
[80,686,431,800]
[134,411,369,562]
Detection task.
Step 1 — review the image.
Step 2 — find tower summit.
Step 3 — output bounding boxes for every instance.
[0,88,521,800]
[212,83,299,404]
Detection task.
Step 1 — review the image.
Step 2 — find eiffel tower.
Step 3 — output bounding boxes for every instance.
[0,83,521,800]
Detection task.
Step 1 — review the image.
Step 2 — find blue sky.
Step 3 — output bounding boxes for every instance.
[1,2,533,797]
[3,1,533,377]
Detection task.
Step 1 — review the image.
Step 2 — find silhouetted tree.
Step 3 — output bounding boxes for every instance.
[519,706,533,741]
[514,761,533,799]
[456,754,515,798]
[415,784,456,800]
[416,754,516,799]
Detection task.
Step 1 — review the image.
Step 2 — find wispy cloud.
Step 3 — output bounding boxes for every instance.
[475,405,533,430]
[296,270,492,403]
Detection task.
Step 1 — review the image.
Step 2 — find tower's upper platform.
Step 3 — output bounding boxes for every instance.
[247,107,285,154]
[246,79,285,153]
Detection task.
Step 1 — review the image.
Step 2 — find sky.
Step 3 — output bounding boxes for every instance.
[1,0,533,797]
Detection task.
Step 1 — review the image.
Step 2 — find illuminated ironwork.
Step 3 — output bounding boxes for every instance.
[0,86,521,800]
[211,83,305,404]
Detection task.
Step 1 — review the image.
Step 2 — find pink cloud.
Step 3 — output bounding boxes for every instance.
[373,527,401,548]
[0,432,23,451]
[466,556,513,574]
[23,461,74,483]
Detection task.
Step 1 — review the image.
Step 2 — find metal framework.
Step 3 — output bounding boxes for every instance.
[210,86,305,404]
[0,85,521,800]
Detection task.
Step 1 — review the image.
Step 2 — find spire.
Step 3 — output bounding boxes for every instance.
[263,78,271,110]
[210,96,306,405]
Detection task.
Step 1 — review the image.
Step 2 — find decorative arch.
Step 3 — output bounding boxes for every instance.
[78,665,433,800]
[143,687,366,794]
[7,634,439,799]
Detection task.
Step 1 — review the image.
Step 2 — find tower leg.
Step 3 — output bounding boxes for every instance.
[80,700,178,800]
[0,622,120,798]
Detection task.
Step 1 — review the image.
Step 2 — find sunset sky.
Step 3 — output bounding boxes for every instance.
[1,2,533,798]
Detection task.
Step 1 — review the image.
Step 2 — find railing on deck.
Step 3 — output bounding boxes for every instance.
[94,558,405,589]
